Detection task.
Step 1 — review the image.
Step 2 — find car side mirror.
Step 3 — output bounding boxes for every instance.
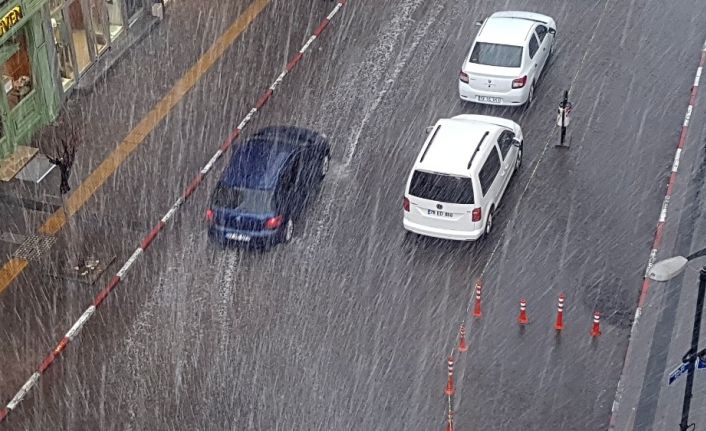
[512,139,522,147]
[425,125,434,134]
[548,28,556,35]
[475,20,484,27]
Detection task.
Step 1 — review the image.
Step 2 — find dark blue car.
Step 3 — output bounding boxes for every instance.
[207,126,330,247]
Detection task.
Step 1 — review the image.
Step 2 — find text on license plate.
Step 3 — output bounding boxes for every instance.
[427,209,453,217]
[477,96,502,103]
[226,233,251,242]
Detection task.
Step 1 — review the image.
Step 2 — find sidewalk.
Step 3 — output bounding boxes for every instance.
[609,52,706,429]
[0,1,248,270]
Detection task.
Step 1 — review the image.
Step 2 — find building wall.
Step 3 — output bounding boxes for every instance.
[0,0,59,159]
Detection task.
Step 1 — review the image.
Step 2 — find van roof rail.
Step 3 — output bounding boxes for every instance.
[419,125,441,163]
[467,131,489,169]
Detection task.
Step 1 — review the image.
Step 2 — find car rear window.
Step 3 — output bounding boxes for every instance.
[408,171,475,204]
[469,42,523,68]
[211,185,273,212]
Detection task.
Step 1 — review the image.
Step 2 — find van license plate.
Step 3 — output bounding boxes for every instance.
[226,233,251,242]
[477,96,502,103]
[427,209,453,217]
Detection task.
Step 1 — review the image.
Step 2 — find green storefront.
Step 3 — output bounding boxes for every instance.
[0,0,59,160]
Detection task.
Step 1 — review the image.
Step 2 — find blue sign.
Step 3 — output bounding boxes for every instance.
[669,362,694,385]
[698,357,706,370]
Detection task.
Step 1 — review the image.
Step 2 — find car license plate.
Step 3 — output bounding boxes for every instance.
[477,96,502,103]
[226,233,251,242]
[427,209,453,217]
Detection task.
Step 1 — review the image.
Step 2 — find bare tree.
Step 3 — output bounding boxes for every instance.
[36,103,82,195]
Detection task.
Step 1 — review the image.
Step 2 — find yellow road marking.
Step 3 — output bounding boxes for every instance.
[0,258,27,295]
[0,0,271,292]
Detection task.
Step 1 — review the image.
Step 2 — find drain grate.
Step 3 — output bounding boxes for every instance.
[13,234,57,262]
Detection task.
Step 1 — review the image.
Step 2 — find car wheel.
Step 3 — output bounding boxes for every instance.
[515,143,523,171]
[320,154,330,178]
[283,219,294,243]
[485,207,494,236]
[527,83,535,105]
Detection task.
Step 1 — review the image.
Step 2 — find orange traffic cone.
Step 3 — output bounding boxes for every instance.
[518,299,529,325]
[472,281,482,318]
[444,356,455,396]
[458,323,468,352]
[554,293,565,331]
[591,311,601,337]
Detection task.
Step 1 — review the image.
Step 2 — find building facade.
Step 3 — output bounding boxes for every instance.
[0,0,154,159]
[0,0,58,159]
[48,0,152,92]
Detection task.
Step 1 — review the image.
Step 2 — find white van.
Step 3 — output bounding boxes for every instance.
[403,115,523,241]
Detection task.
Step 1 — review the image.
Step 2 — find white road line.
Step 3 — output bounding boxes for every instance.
[66,306,97,340]
[695,67,702,87]
[161,197,184,224]
[672,148,681,172]
[7,373,40,410]
[299,35,317,53]
[684,105,692,127]
[200,149,224,174]
[116,248,144,278]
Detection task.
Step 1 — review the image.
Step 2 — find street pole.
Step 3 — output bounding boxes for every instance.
[560,90,568,146]
[679,267,706,431]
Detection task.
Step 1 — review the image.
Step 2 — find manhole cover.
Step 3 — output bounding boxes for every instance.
[13,235,56,262]
[50,254,116,285]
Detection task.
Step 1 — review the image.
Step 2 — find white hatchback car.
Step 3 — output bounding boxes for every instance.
[459,11,556,106]
[403,115,523,241]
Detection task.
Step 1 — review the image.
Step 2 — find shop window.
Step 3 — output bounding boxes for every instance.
[124,0,143,22]
[105,0,124,39]
[51,9,75,90]
[3,29,33,110]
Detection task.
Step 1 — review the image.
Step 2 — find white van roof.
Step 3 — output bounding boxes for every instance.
[415,116,509,177]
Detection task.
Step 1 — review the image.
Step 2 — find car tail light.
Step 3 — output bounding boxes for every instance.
[471,208,481,222]
[264,215,284,230]
[459,70,470,83]
[403,197,410,212]
[206,209,214,223]
[512,75,527,89]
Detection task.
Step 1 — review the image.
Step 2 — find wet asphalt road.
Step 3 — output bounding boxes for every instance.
[3,0,706,430]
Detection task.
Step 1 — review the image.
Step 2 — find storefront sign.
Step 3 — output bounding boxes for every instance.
[0,5,22,38]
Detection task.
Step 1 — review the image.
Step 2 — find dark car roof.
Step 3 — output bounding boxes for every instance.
[220,138,297,190]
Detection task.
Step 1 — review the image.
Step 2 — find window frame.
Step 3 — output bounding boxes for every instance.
[478,146,502,196]
[535,25,548,43]
[497,130,515,159]
[527,34,539,59]
[2,28,36,111]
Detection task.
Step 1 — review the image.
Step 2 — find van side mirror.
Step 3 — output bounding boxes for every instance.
[512,139,522,147]
[475,20,484,27]
[425,125,434,134]
[548,28,556,35]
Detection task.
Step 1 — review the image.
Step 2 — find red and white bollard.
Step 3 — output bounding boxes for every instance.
[472,280,482,318]
[554,293,565,331]
[518,298,529,325]
[458,323,468,352]
[444,356,455,396]
[591,311,602,337]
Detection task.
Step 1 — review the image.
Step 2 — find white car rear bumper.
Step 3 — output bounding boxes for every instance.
[458,81,530,106]
[403,218,484,241]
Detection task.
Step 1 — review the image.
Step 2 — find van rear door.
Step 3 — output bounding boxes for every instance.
[405,170,480,232]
